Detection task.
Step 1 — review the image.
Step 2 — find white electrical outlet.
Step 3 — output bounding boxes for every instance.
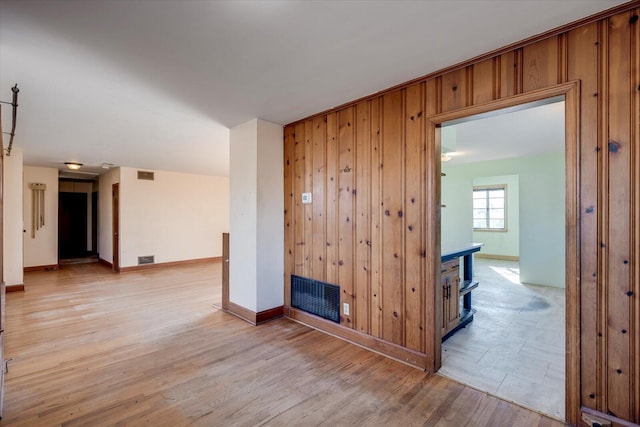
[343,303,350,316]
[302,192,312,204]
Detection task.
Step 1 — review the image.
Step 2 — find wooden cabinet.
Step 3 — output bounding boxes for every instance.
[441,259,460,336]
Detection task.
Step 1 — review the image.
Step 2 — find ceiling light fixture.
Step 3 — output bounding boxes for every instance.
[101,163,114,169]
[64,162,83,170]
[441,153,453,162]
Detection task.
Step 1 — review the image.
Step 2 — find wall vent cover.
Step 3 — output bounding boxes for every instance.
[291,275,340,323]
[137,171,155,180]
[138,255,155,265]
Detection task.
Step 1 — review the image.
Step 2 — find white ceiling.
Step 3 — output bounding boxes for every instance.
[442,99,565,166]
[0,0,627,177]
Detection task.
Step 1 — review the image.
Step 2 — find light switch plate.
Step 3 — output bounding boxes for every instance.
[302,192,312,204]
[343,303,350,316]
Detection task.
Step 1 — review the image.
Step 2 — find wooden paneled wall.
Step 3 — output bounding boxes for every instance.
[284,3,640,425]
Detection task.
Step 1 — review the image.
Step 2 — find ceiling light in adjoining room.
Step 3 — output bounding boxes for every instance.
[101,163,114,169]
[441,153,453,162]
[64,162,83,170]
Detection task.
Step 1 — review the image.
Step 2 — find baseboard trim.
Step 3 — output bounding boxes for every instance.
[7,284,25,293]
[119,256,222,273]
[474,254,519,261]
[24,264,60,272]
[286,307,427,370]
[98,258,113,269]
[256,306,284,324]
[226,303,284,326]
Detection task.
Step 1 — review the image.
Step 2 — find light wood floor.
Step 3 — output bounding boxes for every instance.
[2,262,565,426]
[441,259,565,420]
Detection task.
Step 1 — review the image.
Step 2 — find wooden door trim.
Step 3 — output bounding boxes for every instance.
[112,183,120,273]
[222,233,229,311]
[426,80,581,425]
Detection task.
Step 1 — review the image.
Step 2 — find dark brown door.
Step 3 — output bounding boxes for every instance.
[112,183,120,272]
[58,192,88,259]
[222,233,229,311]
[91,191,98,254]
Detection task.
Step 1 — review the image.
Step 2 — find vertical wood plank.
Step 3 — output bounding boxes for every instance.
[312,116,327,282]
[326,114,339,284]
[605,11,632,420]
[370,97,383,339]
[355,100,371,334]
[440,68,468,113]
[293,122,306,277]
[499,50,518,98]
[567,21,600,410]
[472,58,495,104]
[633,8,640,423]
[338,107,355,327]
[522,37,559,92]
[283,125,296,307]
[304,120,314,277]
[425,77,441,371]
[404,82,425,352]
[381,90,405,345]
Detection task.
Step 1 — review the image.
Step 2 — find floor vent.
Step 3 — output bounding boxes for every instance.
[291,275,340,323]
[138,255,155,265]
[137,170,154,180]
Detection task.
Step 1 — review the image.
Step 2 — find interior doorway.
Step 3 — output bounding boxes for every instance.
[427,82,580,424]
[438,98,566,419]
[58,192,88,259]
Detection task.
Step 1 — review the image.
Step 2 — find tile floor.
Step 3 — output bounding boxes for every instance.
[439,258,566,420]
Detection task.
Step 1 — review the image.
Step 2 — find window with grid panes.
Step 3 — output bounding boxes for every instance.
[473,185,506,231]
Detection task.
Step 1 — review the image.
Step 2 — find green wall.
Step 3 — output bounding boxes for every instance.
[442,151,565,288]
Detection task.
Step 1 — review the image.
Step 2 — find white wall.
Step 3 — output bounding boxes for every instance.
[472,174,520,257]
[229,118,284,313]
[256,119,284,312]
[442,151,565,287]
[119,167,229,268]
[229,119,258,311]
[3,147,23,285]
[23,165,59,268]
[98,168,120,264]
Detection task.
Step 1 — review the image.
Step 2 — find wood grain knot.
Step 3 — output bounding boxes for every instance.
[408,225,414,231]
[338,260,344,266]
[630,14,638,24]
[585,206,594,214]
[616,369,623,374]
[452,85,458,91]
[624,260,628,264]
[589,393,595,399]
[608,141,621,153]
[397,210,403,218]
[394,253,399,258]
[393,311,399,318]
[385,210,391,216]
[622,329,627,334]
[411,197,415,203]
[626,291,633,297]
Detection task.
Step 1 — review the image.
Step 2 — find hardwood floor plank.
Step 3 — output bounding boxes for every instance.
[2,262,565,426]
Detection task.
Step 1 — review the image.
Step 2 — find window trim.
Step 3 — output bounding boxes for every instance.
[472,184,508,232]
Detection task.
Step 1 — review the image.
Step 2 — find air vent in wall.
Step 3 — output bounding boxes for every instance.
[138,255,155,265]
[137,171,154,180]
[291,275,340,323]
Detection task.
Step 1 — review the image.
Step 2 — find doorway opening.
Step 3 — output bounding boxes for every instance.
[428,83,580,424]
[58,179,98,265]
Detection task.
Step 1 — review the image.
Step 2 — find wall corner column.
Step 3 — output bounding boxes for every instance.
[229,118,284,324]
